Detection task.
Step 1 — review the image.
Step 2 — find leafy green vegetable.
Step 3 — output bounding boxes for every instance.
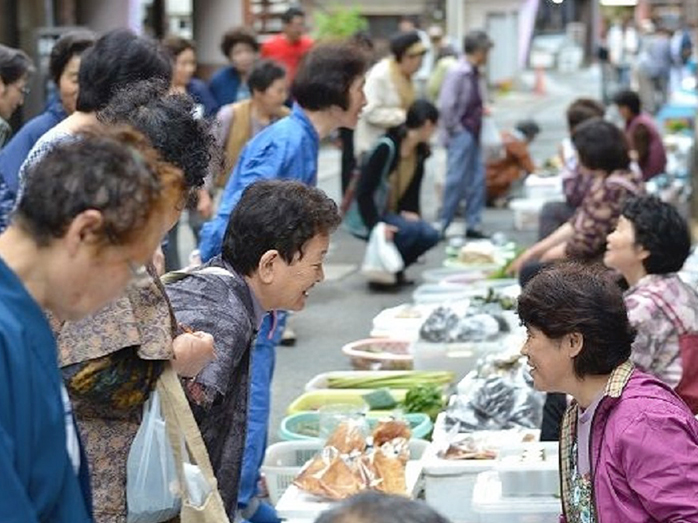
[402,384,444,421]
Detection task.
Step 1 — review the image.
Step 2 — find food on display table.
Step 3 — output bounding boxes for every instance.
[458,242,497,265]
[293,419,412,500]
[419,306,509,344]
[402,384,444,421]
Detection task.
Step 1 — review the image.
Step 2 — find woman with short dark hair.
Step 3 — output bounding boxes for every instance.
[605,195,698,391]
[518,262,698,522]
[511,118,644,273]
[0,43,34,146]
[354,31,426,157]
[209,27,259,107]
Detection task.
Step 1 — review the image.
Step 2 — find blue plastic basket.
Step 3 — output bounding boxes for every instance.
[278,411,432,441]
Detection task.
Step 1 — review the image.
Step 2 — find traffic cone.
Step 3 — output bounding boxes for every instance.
[534,66,546,96]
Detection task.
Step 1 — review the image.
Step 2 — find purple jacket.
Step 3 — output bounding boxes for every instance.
[437,58,484,145]
[626,113,667,181]
[560,361,698,522]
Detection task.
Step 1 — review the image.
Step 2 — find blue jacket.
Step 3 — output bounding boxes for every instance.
[198,103,319,261]
[209,66,243,108]
[0,99,67,193]
[188,78,219,118]
[0,257,92,523]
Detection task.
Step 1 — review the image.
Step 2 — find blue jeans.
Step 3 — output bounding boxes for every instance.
[382,213,439,267]
[238,311,287,515]
[440,129,485,232]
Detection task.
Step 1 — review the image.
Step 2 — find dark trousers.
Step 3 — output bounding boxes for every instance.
[538,200,576,240]
[382,213,440,267]
[340,127,356,196]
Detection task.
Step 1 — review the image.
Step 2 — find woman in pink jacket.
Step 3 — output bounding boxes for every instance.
[518,262,698,523]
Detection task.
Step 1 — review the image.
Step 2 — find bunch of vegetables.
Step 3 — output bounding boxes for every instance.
[402,384,445,421]
[326,371,454,390]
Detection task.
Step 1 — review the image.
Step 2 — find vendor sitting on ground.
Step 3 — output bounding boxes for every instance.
[613,88,667,181]
[510,118,644,276]
[485,119,539,207]
[605,195,698,390]
[354,99,440,289]
[518,262,698,522]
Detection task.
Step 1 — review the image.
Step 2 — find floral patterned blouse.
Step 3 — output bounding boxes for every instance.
[625,273,698,388]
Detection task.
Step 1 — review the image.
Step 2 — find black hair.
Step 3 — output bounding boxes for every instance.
[220,27,259,58]
[248,60,286,94]
[622,195,691,274]
[49,31,95,86]
[463,30,493,54]
[222,180,340,276]
[161,34,195,60]
[282,7,305,24]
[291,42,367,111]
[572,118,630,173]
[390,31,423,62]
[613,89,641,116]
[98,79,217,191]
[566,98,605,133]
[515,119,540,141]
[517,262,635,379]
[405,99,439,128]
[16,128,181,247]
[76,29,172,113]
[0,44,34,84]
[314,491,450,523]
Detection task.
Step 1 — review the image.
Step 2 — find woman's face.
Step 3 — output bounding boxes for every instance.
[58,54,81,115]
[229,42,256,75]
[0,74,28,121]
[398,51,425,77]
[173,48,197,88]
[520,326,577,393]
[417,120,437,143]
[604,215,648,276]
[257,77,287,113]
[334,75,366,130]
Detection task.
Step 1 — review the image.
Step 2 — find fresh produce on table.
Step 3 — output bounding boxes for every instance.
[402,384,444,421]
[326,371,455,390]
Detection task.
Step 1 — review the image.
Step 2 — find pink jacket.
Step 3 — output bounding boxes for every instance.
[560,362,698,522]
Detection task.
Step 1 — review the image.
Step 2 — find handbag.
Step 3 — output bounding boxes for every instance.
[642,288,698,414]
[157,363,231,523]
[360,222,405,282]
[343,137,396,239]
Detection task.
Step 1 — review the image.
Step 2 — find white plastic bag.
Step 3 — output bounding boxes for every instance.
[361,222,405,282]
[127,390,181,523]
[481,116,505,163]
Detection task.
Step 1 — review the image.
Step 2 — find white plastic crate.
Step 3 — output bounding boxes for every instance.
[524,174,563,200]
[509,198,548,232]
[496,442,559,497]
[263,439,428,507]
[472,471,561,522]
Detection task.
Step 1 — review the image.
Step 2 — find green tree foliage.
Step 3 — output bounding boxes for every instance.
[313,6,368,40]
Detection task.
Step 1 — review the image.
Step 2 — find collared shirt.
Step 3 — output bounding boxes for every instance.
[198,103,319,261]
[438,57,485,144]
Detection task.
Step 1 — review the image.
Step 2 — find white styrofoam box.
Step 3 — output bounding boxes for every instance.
[472,471,561,522]
[524,174,563,200]
[422,267,489,284]
[509,198,548,232]
[412,283,476,304]
[370,303,439,339]
[422,440,497,523]
[412,340,499,382]
[496,442,560,497]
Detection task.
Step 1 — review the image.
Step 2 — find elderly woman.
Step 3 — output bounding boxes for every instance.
[511,118,644,275]
[0,31,94,195]
[0,44,34,147]
[354,31,425,158]
[0,129,184,522]
[518,263,698,522]
[56,83,218,523]
[605,195,698,401]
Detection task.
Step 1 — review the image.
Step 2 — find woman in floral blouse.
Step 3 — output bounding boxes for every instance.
[511,118,644,274]
[605,195,698,390]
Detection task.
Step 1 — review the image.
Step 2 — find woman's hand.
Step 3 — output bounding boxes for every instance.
[196,188,213,219]
[172,331,215,378]
[507,248,535,276]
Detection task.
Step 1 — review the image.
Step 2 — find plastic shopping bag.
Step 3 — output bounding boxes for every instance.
[361,222,405,282]
[480,116,504,163]
[127,390,181,523]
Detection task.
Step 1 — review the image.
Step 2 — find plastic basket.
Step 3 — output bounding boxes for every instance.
[262,439,429,506]
[341,338,413,370]
[279,412,433,441]
[286,389,408,415]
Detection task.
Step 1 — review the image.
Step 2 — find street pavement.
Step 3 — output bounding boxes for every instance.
[175,66,603,443]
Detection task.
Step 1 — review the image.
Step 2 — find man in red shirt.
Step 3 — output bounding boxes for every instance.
[261,7,313,85]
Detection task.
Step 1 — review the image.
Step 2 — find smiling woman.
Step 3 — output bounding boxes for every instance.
[516,262,698,523]
[0,128,184,522]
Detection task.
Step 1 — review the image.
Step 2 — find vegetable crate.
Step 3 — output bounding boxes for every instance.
[278,412,433,441]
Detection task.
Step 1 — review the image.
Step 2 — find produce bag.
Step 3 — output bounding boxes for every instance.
[361,223,405,283]
[126,390,181,523]
[480,116,505,163]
